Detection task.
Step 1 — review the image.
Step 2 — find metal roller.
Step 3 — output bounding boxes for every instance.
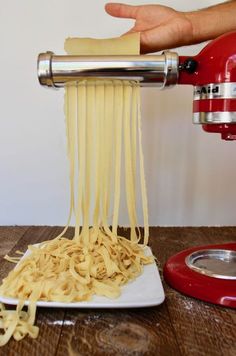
[37,51,179,88]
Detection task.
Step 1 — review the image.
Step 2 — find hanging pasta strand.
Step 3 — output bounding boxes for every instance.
[123,83,138,242]
[56,85,77,240]
[136,85,149,244]
[101,81,115,239]
[92,81,102,233]
[112,81,123,235]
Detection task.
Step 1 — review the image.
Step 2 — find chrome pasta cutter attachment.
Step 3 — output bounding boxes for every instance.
[38,32,236,140]
[37,51,179,88]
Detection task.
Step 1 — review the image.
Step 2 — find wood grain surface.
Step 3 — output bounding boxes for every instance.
[0,226,235,356]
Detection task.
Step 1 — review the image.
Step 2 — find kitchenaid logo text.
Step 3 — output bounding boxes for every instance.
[194,83,236,99]
[194,86,219,95]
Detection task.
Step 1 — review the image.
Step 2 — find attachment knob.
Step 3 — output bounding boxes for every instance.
[180,58,198,74]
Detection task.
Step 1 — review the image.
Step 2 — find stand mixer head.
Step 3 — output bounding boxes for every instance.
[38,31,236,140]
[178,31,236,140]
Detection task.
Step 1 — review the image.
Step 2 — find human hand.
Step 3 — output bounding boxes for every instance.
[105,3,194,53]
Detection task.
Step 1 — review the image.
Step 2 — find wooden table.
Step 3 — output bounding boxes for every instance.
[0,226,235,356]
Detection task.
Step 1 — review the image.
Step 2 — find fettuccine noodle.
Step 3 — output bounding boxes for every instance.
[0,33,153,346]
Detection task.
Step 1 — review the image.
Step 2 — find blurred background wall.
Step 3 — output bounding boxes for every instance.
[0,0,234,226]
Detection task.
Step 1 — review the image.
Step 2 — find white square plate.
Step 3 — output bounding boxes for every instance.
[0,246,165,308]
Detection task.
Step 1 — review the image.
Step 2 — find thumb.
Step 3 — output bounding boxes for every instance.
[105,3,139,19]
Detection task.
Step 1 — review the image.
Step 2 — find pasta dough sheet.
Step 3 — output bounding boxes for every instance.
[64,33,140,55]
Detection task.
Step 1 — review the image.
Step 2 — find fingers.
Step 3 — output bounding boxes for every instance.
[105,3,139,19]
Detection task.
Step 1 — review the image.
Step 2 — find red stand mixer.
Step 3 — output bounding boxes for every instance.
[38,32,236,307]
[178,31,236,140]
